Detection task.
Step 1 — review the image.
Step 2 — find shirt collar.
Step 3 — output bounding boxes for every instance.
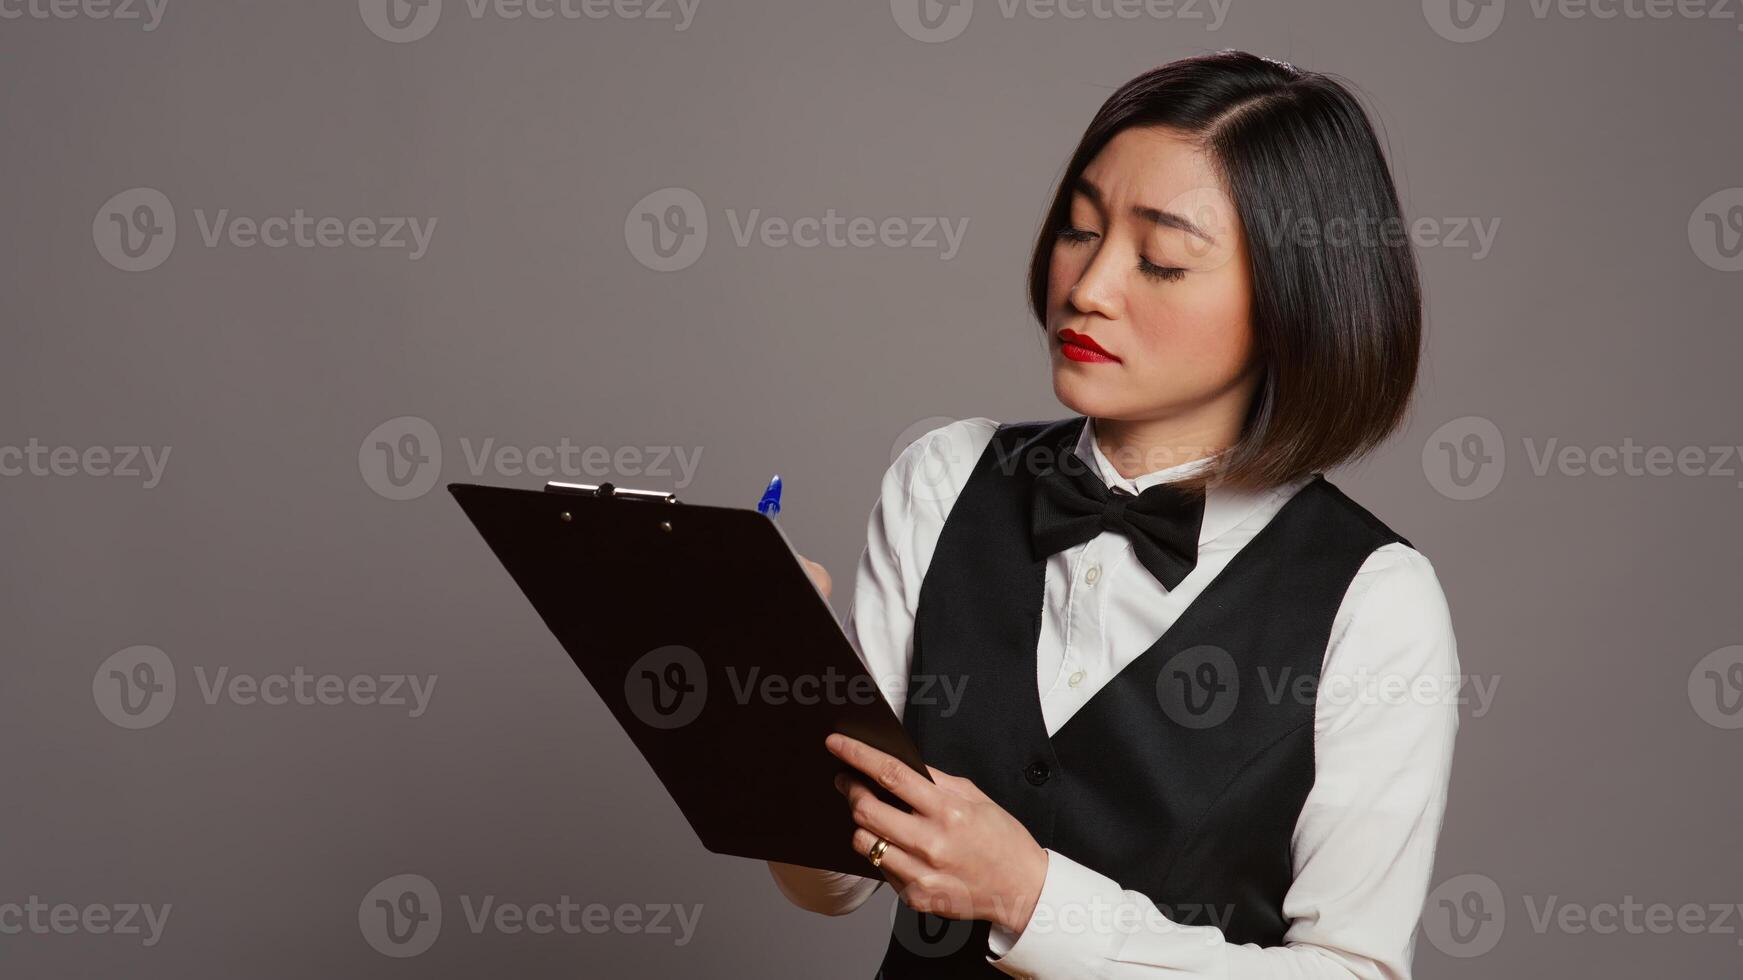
[1070,415,1282,546]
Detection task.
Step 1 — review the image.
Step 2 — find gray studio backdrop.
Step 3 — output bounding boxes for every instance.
[3,1,1740,977]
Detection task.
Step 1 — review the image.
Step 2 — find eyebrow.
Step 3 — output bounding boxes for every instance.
[1072,176,1218,247]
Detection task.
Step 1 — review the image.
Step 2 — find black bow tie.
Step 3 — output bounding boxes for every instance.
[1030,456,1206,591]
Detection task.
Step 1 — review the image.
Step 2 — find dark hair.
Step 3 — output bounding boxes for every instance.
[1028,50,1422,492]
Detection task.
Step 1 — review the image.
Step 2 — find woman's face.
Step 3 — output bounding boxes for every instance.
[1045,125,1258,442]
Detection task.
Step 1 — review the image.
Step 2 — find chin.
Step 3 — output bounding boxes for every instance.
[1051,369,1128,420]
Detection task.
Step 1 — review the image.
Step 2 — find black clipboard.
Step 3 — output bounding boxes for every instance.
[449,480,930,877]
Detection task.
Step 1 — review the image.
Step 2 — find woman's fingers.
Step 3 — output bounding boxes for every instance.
[850,826,916,881]
[825,733,947,816]
[850,829,977,920]
[836,774,930,854]
[796,554,832,599]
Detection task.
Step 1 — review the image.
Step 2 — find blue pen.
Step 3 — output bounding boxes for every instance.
[756,474,783,517]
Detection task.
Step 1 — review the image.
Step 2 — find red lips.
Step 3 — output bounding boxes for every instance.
[1058,328,1121,364]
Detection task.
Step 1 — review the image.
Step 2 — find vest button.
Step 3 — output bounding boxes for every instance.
[1023,762,1050,786]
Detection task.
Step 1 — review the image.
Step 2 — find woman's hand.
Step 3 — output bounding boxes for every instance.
[796,553,832,600]
[825,732,1048,936]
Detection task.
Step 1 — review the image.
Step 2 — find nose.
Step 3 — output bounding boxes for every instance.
[1066,240,1123,320]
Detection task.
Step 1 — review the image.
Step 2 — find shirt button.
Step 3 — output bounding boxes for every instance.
[1084,564,1101,585]
[1023,762,1050,786]
[1068,670,1086,687]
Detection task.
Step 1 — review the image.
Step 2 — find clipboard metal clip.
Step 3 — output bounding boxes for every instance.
[544,481,679,504]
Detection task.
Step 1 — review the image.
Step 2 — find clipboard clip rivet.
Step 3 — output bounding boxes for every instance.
[559,512,572,523]
[660,520,673,532]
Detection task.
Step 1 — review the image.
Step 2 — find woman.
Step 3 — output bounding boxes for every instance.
[769,50,1459,979]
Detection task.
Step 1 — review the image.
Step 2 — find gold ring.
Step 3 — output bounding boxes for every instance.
[868,837,889,868]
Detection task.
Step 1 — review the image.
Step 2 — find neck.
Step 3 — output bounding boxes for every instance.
[1091,408,1244,481]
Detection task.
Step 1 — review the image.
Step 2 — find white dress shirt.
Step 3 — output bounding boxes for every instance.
[768,417,1460,980]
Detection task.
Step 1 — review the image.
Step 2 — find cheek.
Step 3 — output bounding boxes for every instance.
[1128,271,1254,380]
[1046,248,1085,314]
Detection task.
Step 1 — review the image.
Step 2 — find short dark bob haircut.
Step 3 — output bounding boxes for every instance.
[1029,50,1422,493]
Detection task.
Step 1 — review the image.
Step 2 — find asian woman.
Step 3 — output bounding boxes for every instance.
[769,49,1459,980]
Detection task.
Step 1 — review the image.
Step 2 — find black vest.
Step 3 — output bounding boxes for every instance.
[875,417,1408,979]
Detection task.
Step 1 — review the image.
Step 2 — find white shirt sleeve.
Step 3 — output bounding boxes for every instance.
[985,543,1461,980]
[765,419,994,915]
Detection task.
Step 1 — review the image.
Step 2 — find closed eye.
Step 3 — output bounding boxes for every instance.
[1139,258,1186,282]
[1058,225,1186,282]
